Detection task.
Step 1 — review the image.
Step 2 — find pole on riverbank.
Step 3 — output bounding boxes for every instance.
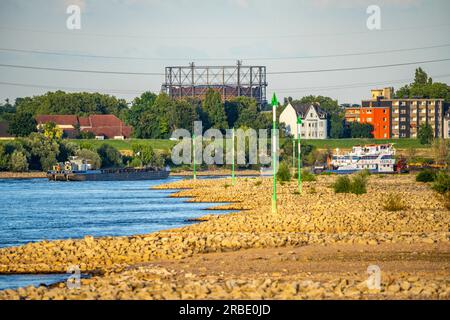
[193,133,197,180]
[271,93,278,214]
[297,117,302,193]
[292,139,295,168]
[231,127,236,186]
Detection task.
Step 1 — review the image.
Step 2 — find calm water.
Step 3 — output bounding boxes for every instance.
[0,177,233,290]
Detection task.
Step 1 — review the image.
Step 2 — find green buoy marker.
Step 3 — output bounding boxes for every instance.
[297,117,302,193]
[271,93,278,214]
[231,127,236,185]
[193,133,197,180]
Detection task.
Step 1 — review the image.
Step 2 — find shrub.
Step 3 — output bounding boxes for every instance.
[333,172,368,195]
[129,157,142,168]
[9,150,28,172]
[351,173,368,195]
[254,180,262,186]
[416,170,436,183]
[97,143,122,168]
[432,171,450,194]
[382,194,408,212]
[294,170,317,181]
[277,161,291,182]
[333,176,352,193]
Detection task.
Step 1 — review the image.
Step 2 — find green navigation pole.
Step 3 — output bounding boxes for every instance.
[193,133,197,180]
[271,93,278,214]
[297,117,302,193]
[231,127,236,186]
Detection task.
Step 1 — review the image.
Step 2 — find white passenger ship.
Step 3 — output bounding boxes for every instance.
[329,144,396,173]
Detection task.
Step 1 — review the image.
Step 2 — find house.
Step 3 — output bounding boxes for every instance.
[35,114,132,139]
[279,103,328,139]
[444,109,450,139]
[344,104,390,139]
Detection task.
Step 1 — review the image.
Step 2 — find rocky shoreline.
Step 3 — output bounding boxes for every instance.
[0,174,448,299]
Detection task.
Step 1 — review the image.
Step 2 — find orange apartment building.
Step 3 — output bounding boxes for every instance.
[344,104,390,139]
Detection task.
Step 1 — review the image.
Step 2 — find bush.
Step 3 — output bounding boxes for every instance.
[129,157,142,168]
[9,150,28,172]
[416,170,436,182]
[333,176,352,193]
[333,172,368,195]
[294,169,316,181]
[76,149,101,169]
[382,194,408,212]
[276,161,291,182]
[97,143,122,168]
[351,174,368,195]
[254,180,262,186]
[432,171,450,194]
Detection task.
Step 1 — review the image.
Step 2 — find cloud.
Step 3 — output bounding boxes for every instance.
[229,0,250,8]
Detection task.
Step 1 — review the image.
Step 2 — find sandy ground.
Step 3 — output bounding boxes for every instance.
[0,174,448,300]
[0,172,46,179]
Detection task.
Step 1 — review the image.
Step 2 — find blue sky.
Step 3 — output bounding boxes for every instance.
[0,0,449,104]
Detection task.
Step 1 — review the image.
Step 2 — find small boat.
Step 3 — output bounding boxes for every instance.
[322,144,400,174]
[47,157,170,181]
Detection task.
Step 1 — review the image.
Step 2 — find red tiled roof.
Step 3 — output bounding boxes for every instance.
[35,114,132,138]
[35,115,79,126]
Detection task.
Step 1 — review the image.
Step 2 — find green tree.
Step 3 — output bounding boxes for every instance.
[8,112,37,137]
[167,99,198,132]
[202,89,228,131]
[41,122,63,140]
[58,141,79,162]
[97,143,122,168]
[348,122,374,138]
[20,133,60,171]
[9,150,28,172]
[418,123,434,145]
[131,143,156,166]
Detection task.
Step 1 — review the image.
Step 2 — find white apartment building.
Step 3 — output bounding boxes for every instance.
[279,103,328,139]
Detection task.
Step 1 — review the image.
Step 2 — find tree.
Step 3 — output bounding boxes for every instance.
[348,122,374,138]
[9,150,28,172]
[97,144,122,168]
[202,89,228,131]
[76,149,101,169]
[21,133,60,171]
[418,123,434,145]
[8,112,37,137]
[58,141,79,162]
[132,143,156,166]
[41,122,63,141]
[167,99,198,132]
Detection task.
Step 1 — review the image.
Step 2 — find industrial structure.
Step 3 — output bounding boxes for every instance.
[161,61,267,105]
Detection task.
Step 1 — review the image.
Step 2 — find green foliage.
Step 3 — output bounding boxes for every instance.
[301,170,317,182]
[202,89,228,131]
[416,170,436,183]
[277,161,291,182]
[333,175,352,193]
[333,172,368,195]
[7,112,37,137]
[382,194,408,212]
[78,131,95,139]
[97,143,123,168]
[347,122,374,138]
[132,143,156,166]
[394,68,450,103]
[225,96,270,130]
[128,157,142,168]
[418,123,434,145]
[15,91,128,117]
[76,149,101,169]
[432,171,450,194]
[21,133,60,171]
[351,173,368,195]
[41,122,63,141]
[9,150,28,172]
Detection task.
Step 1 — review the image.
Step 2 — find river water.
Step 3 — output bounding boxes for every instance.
[0,176,232,290]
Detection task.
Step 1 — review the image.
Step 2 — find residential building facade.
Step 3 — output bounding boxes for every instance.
[279,103,328,139]
[344,89,447,139]
[444,110,450,139]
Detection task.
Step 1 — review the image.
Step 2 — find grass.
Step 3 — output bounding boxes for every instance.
[68,139,176,151]
[382,194,409,212]
[299,138,428,150]
[333,171,368,195]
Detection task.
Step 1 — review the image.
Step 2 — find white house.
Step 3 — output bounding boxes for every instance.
[279,102,328,139]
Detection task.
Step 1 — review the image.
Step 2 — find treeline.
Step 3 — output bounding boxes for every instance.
[0,127,169,172]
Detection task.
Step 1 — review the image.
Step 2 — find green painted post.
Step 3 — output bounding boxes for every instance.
[297,117,302,193]
[231,127,236,185]
[292,139,295,168]
[271,93,278,214]
[193,133,197,180]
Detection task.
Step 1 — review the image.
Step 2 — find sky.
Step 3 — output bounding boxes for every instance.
[0,0,449,105]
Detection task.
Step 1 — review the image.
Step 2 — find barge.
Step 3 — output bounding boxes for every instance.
[47,157,170,181]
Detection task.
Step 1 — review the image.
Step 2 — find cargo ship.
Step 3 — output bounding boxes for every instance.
[47,157,170,181]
